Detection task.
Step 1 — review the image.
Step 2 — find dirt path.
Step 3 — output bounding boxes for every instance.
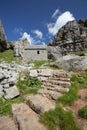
[69,87,87,130]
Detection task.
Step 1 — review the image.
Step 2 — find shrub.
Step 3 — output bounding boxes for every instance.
[78,106,87,119]
[17,73,42,95]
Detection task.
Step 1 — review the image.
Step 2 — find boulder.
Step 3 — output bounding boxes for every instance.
[29,70,38,77]
[4,85,19,100]
[26,94,55,114]
[54,55,87,71]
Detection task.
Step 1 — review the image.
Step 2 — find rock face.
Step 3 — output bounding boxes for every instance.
[14,38,30,57]
[0,20,8,51]
[53,55,87,71]
[47,46,62,59]
[49,19,87,55]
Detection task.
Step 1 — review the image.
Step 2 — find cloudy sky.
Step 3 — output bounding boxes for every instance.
[0,0,87,45]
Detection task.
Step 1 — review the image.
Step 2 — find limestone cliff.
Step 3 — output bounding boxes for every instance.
[0,20,8,51]
[49,19,87,55]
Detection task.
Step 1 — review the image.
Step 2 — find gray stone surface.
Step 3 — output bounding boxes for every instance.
[38,69,53,77]
[0,116,18,130]
[0,20,8,51]
[0,62,33,99]
[29,70,38,77]
[4,86,19,100]
[26,94,55,114]
[47,46,62,59]
[49,19,87,56]
[54,55,87,71]
[12,103,46,130]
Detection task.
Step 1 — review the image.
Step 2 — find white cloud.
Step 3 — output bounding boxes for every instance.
[33,29,43,39]
[21,32,34,45]
[47,11,75,35]
[21,32,45,45]
[52,9,59,19]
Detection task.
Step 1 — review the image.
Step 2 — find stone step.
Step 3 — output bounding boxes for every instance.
[44,80,71,88]
[26,94,55,114]
[50,77,70,82]
[0,116,18,130]
[53,70,70,78]
[46,85,69,93]
[38,89,62,100]
[12,103,46,130]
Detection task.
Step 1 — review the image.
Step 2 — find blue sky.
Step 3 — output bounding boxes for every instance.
[0,0,87,45]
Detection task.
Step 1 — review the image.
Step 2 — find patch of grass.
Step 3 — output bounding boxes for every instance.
[78,106,87,119]
[75,50,87,56]
[0,49,21,63]
[40,71,87,130]
[41,104,80,130]
[57,72,87,105]
[17,73,42,95]
[32,60,47,69]
[0,97,24,116]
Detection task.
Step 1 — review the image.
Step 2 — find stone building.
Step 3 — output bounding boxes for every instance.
[14,39,47,62]
[23,45,47,62]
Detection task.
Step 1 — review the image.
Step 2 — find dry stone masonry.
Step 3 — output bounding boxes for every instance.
[0,62,33,99]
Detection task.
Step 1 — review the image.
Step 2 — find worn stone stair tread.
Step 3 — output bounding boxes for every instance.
[44,79,71,88]
[38,89,62,100]
[53,70,70,78]
[0,116,18,130]
[12,103,47,130]
[26,94,55,114]
[50,77,70,82]
[42,83,69,92]
[46,85,69,93]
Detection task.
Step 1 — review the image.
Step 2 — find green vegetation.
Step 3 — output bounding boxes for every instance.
[41,104,80,130]
[75,50,87,56]
[0,72,42,117]
[17,72,42,95]
[58,72,87,105]
[0,49,21,63]
[78,106,87,119]
[32,60,47,69]
[0,97,24,116]
[41,71,87,130]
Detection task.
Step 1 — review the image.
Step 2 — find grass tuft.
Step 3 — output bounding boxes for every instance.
[17,72,42,95]
[41,104,80,130]
[0,97,24,116]
[78,106,87,119]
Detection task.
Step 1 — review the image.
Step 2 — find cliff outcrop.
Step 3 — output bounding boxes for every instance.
[49,19,87,55]
[0,20,8,51]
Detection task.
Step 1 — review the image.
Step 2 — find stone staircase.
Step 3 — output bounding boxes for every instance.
[38,69,71,100]
[0,69,71,130]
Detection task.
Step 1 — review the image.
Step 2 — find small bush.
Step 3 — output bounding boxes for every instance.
[17,73,42,95]
[78,106,87,119]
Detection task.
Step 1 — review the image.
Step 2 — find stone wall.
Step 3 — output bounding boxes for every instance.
[23,45,47,62]
[49,19,87,55]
